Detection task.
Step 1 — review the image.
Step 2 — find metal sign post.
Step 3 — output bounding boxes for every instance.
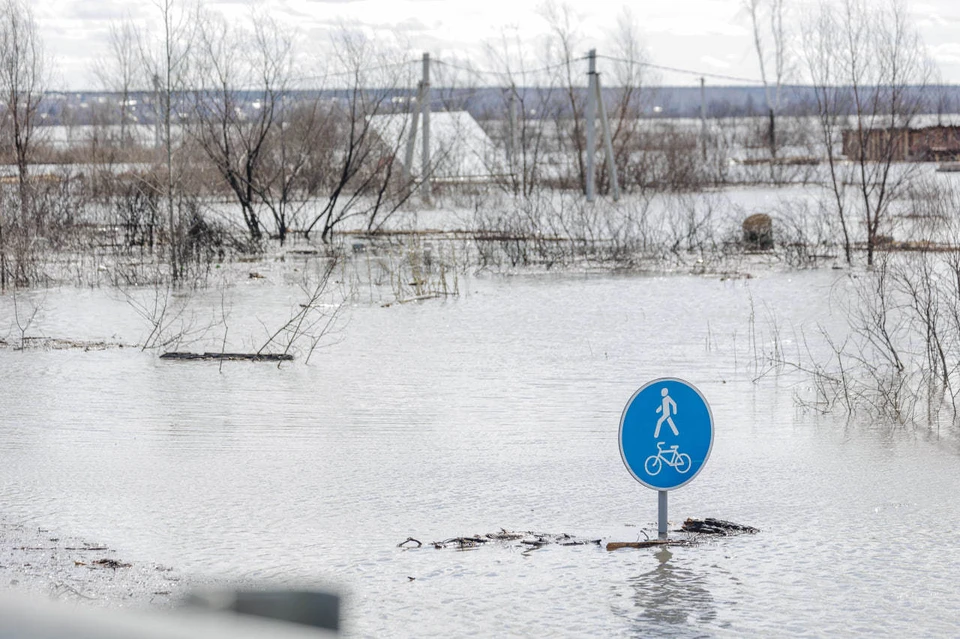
[619,378,714,540]
[658,490,668,539]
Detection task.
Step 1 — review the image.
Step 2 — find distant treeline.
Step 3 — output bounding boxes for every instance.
[41,84,960,126]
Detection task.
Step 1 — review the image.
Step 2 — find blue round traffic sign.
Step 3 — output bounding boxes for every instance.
[619,378,714,491]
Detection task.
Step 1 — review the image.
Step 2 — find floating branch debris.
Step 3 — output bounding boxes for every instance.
[0,337,128,351]
[606,518,759,550]
[399,529,602,551]
[91,558,132,570]
[680,518,760,535]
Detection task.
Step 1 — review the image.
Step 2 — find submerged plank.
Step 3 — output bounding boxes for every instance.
[160,352,294,362]
[606,540,691,551]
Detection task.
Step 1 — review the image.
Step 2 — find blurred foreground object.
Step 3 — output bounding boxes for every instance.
[184,590,339,632]
[0,589,339,638]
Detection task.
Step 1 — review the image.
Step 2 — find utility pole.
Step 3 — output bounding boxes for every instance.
[402,83,423,187]
[594,72,620,201]
[401,52,432,203]
[508,85,518,194]
[700,77,707,162]
[584,49,619,202]
[585,49,597,202]
[421,52,431,203]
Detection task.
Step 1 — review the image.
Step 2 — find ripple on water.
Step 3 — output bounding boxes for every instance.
[2,272,960,636]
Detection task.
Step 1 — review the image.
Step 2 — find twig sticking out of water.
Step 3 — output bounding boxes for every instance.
[397,538,422,548]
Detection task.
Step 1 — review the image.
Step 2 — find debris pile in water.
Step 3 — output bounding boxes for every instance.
[680,518,760,535]
[402,520,759,554]
[398,529,602,551]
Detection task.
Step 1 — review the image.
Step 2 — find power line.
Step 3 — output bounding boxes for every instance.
[109,52,764,90]
[433,57,589,84]
[597,54,765,85]
[290,60,420,83]
[432,59,497,80]
[434,55,764,87]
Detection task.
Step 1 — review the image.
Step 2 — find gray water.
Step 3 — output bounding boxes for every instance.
[2,270,960,637]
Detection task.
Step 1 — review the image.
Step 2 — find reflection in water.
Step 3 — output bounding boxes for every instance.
[627,548,717,636]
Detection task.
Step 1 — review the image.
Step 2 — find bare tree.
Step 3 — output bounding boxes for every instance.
[94,18,141,148]
[190,8,289,243]
[0,0,46,289]
[802,0,932,265]
[540,1,587,193]
[302,27,414,243]
[801,3,853,263]
[746,0,789,158]
[601,8,655,194]
[137,0,196,281]
[483,27,557,196]
[244,17,327,243]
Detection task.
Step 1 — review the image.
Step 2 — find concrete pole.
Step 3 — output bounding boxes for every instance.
[595,74,620,201]
[700,77,707,162]
[402,82,423,186]
[421,52,431,203]
[658,490,668,540]
[585,49,597,202]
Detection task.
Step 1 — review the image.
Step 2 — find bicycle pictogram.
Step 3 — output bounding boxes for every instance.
[644,441,692,476]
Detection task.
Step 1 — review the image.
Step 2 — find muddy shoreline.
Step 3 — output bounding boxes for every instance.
[0,519,198,608]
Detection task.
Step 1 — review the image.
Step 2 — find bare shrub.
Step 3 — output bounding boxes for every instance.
[792,242,960,429]
[771,198,841,267]
[114,182,161,254]
[470,190,742,271]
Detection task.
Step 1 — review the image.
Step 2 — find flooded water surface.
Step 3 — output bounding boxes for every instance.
[2,270,959,636]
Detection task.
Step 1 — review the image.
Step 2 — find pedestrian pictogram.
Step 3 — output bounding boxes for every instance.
[654,387,679,438]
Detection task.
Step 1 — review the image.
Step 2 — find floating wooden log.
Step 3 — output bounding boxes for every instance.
[160,352,294,362]
[606,540,694,551]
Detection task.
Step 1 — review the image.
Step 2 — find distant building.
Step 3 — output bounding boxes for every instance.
[842,124,960,162]
[367,111,500,182]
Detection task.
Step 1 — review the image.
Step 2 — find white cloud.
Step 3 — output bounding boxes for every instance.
[29,0,960,89]
[930,43,960,66]
[700,55,732,70]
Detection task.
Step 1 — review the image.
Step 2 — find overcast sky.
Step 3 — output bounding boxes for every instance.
[34,0,960,91]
